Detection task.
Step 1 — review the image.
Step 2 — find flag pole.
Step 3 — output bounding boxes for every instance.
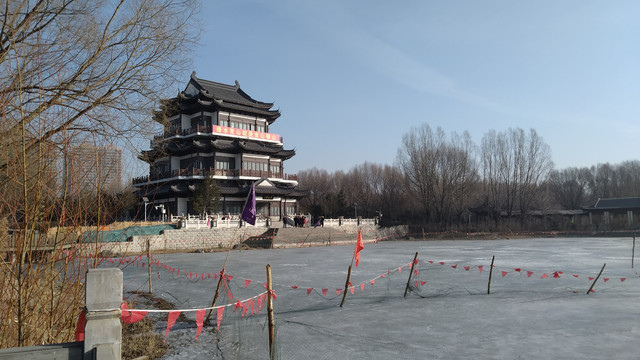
[341,228,362,307]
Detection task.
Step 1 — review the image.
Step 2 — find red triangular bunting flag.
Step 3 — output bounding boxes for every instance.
[527,271,534,277]
[604,278,609,282]
[360,283,365,291]
[620,278,626,282]
[514,268,521,272]
[501,271,508,277]
[439,262,445,265]
[354,229,364,267]
[541,273,549,279]
[216,307,224,329]
[120,303,148,324]
[573,274,579,278]
[243,302,249,317]
[589,277,594,281]
[164,311,181,338]
[398,267,402,273]
[381,274,386,278]
[451,264,458,269]
[370,279,375,285]
[245,279,251,288]
[322,289,328,296]
[553,272,561,278]
[478,266,483,272]
[292,285,298,289]
[464,266,470,271]
[195,309,205,340]
[420,280,426,286]
[336,289,343,296]
[350,287,355,295]
[307,288,313,295]
[428,260,434,264]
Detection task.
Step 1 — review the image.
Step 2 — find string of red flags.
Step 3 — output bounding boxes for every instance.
[100,253,637,299]
[121,289,272,340]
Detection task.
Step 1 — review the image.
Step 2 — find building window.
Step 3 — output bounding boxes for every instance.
[286,205,296,215]
[216,157,235,170]
[258,204,269,217]
[243,160,268,172]
[271,205,280,216]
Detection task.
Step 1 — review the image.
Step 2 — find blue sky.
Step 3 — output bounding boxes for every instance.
[188,1,640,174]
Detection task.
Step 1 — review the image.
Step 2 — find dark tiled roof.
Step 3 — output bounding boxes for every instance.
[583,197,640,210]
[238,141,295,159]
[190,73,274,109]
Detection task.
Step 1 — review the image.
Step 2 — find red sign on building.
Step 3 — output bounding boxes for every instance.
[212,125,281,143]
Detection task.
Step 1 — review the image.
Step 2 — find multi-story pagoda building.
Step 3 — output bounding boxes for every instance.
[133,73,306,220]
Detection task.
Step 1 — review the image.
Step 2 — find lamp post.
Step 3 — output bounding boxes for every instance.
[155,204,165,224]
[143,197,149,222]
[354,202,358,219]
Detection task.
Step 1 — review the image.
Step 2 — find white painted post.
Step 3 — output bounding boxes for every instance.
[84,268,122,360]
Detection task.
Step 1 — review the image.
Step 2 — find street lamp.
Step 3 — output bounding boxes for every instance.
[143,197,149,222]
[155,204,165,224]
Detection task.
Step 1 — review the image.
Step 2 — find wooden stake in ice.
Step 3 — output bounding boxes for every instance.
[586,263,606,295]
[404,252,419,298]
[632,233,636,269]
[147,239,152,294]
[266,264,276,360]
[204,250,230,325]
[487,255,495,295]
[339,265,352,307]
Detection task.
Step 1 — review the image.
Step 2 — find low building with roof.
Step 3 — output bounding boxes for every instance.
[582,197,640,230]
[133,73,307,220]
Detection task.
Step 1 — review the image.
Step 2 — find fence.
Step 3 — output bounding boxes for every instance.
[171,214,378,229]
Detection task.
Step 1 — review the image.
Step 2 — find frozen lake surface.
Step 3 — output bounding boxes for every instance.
[114,237,640,359]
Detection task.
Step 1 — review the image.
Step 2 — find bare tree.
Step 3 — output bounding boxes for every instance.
[298,167,332,217]
[548,167,593,209]
[0,0,199,348]
[481,128,553,225]
[397,124,479,229]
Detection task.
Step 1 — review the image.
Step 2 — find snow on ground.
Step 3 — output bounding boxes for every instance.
[116,237,640,359]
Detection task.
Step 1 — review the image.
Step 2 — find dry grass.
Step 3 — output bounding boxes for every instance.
[122,316,168,360]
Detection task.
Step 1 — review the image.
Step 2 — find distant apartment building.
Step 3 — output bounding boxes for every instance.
[64,144,122,194]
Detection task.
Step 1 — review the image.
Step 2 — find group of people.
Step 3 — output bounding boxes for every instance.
[292,215,307,227]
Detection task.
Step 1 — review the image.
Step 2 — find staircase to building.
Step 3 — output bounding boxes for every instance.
[243,226,362,249]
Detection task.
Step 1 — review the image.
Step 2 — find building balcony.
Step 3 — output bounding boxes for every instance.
[151,124,283,147]
[132,168,298,185]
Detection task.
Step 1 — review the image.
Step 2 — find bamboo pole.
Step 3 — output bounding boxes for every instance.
[339,265,353,307]
[404,252,419,298]
[632,233,636,269]
[586,263,606,295]
[204,251,231,325]
[147,239,152,294]
[487,255,495,295]
[266,264,276,360]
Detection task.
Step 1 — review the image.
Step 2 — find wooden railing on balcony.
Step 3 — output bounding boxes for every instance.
[132,168,298,184]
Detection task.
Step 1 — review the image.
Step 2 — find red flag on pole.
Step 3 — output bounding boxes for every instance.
[354,229,364,267]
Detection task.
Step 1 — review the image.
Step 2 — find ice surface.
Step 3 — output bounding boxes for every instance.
[115,237,640,359]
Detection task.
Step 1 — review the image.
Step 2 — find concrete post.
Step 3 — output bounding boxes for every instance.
[84,268,122,360]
